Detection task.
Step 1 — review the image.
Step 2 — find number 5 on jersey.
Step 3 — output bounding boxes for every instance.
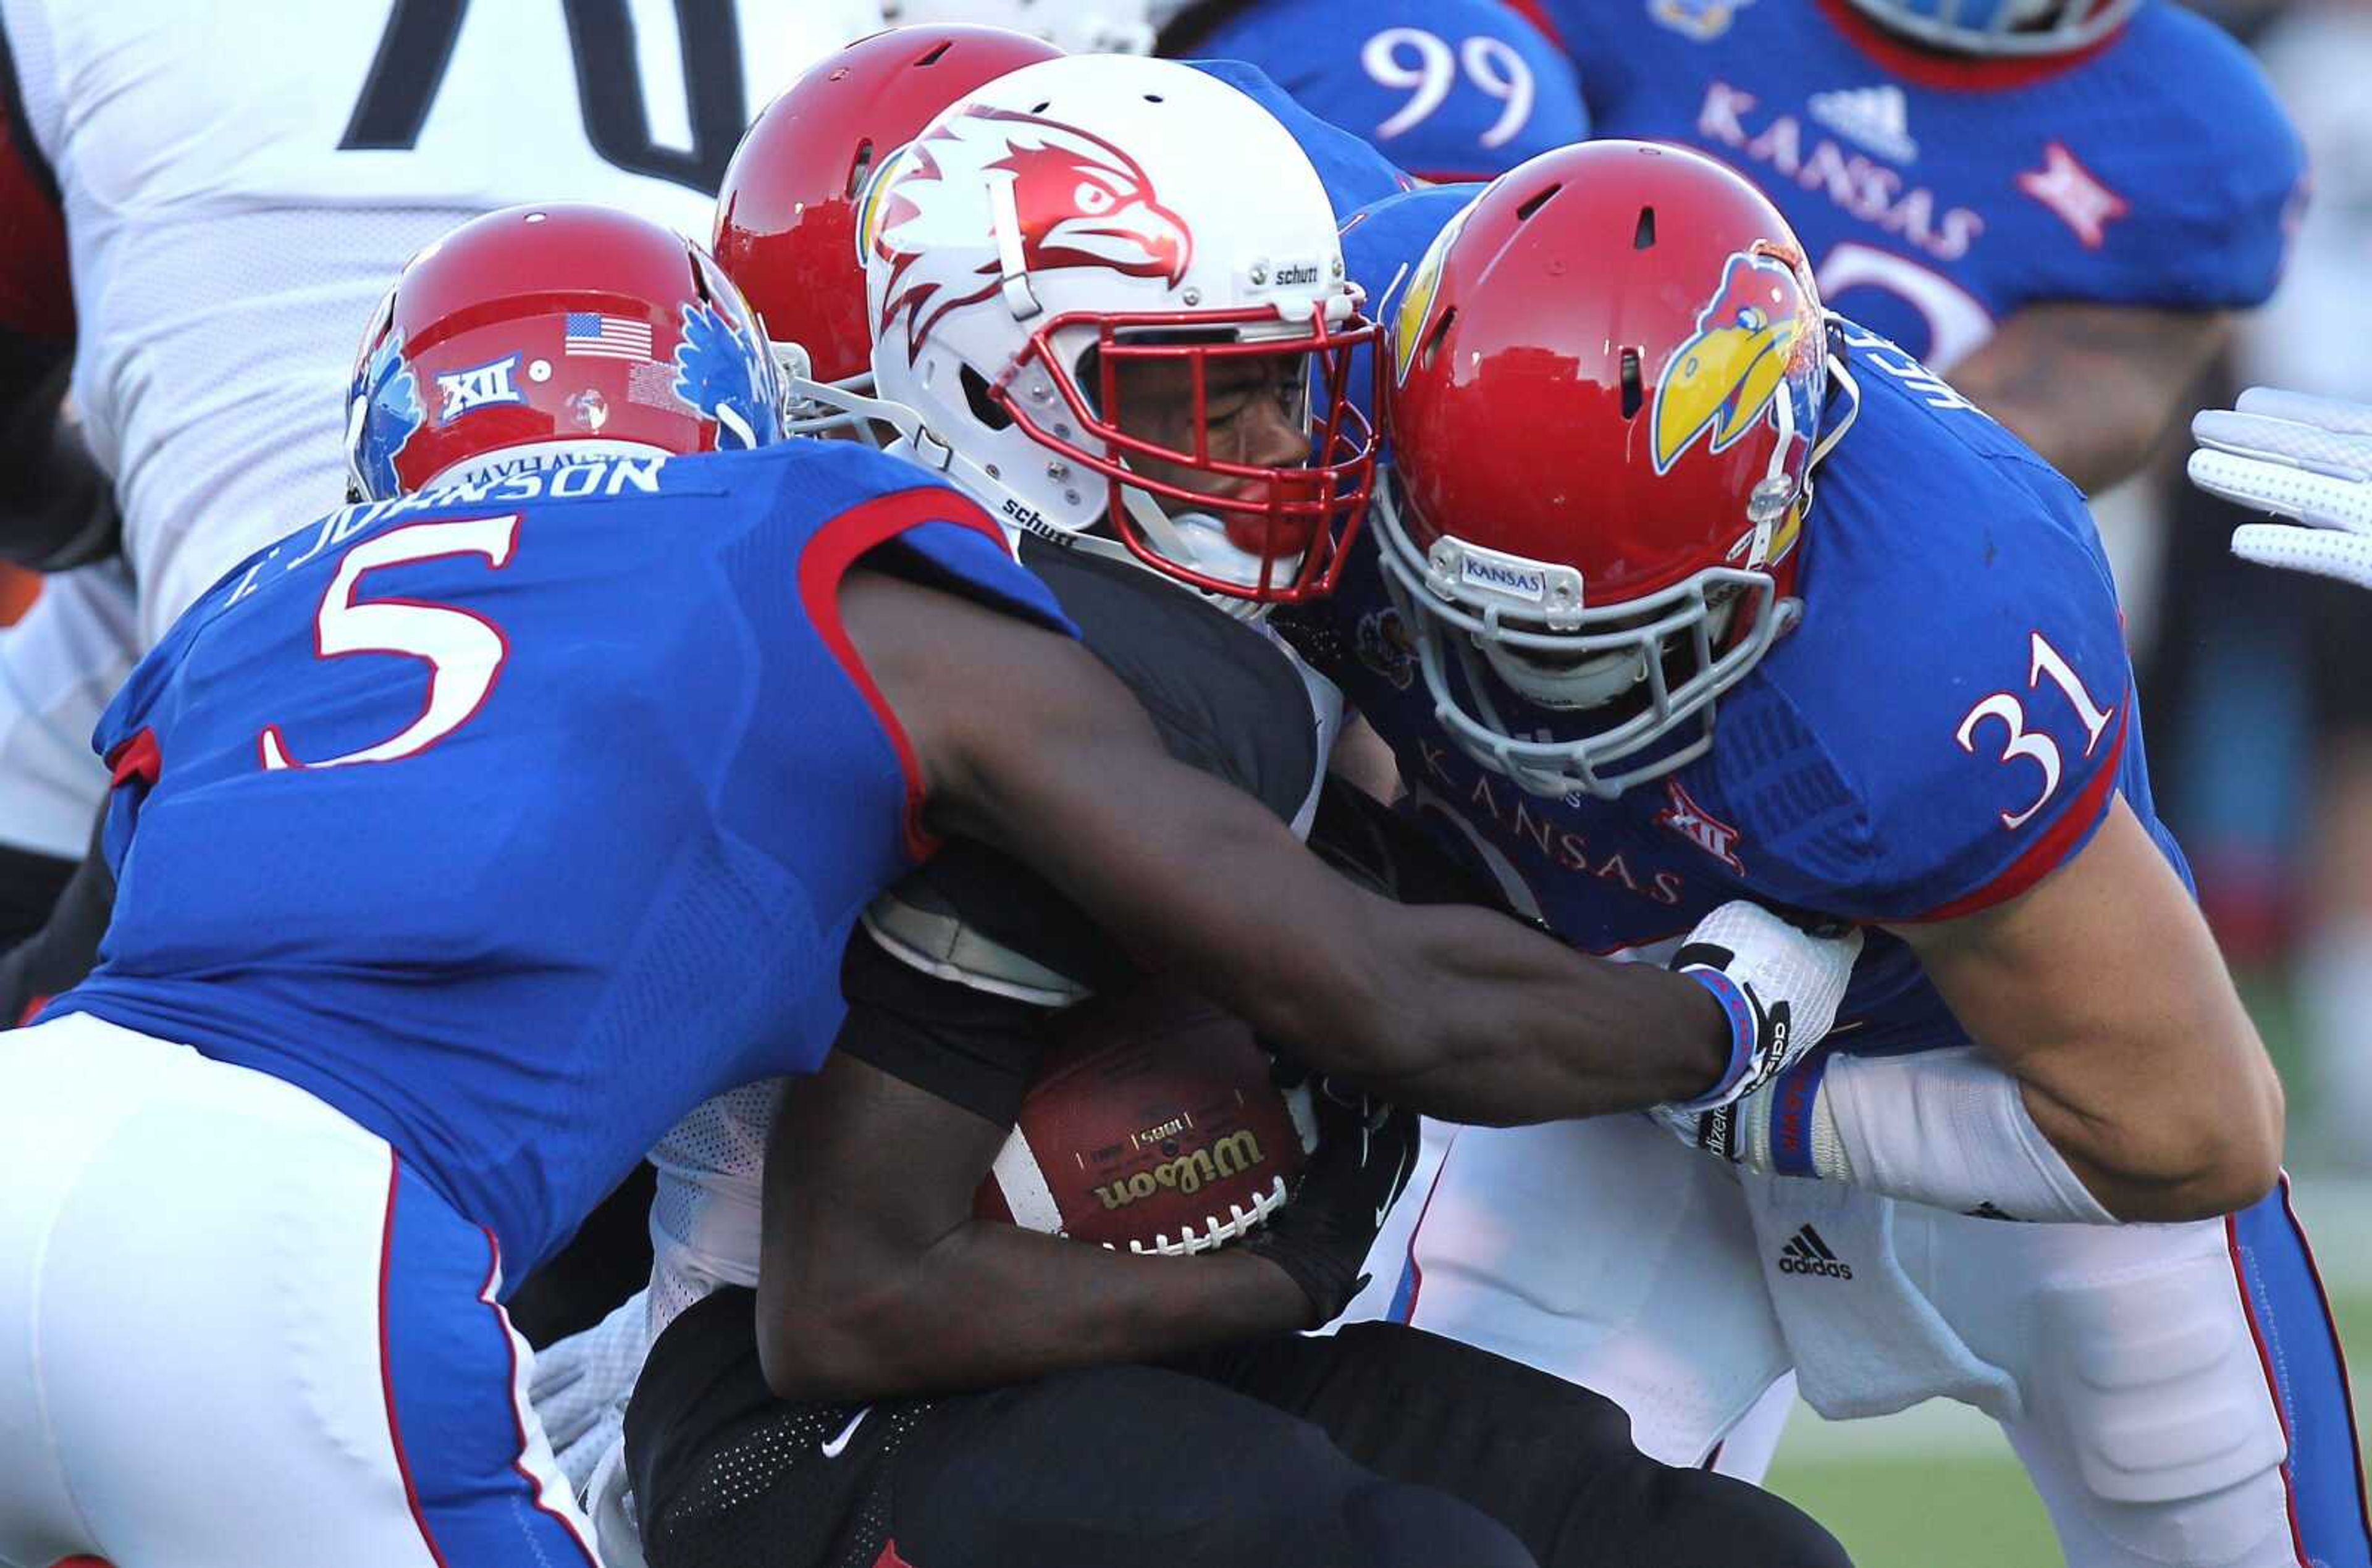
[260,514,521,771]
[1955,631,2116,831]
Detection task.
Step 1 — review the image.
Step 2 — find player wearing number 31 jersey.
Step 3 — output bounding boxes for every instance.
[1293,146,2365,1568]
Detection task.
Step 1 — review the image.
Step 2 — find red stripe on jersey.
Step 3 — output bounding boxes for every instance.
[479,1224,602,1566]
[377,1153,453,1568]
[1815,0,2127,92]
[1905,694,2129,923]
[2270,1176,2372,1552]
[104,726,160,789]
[796,487,1018,865]
[0,564,38,626]
[1499,0,1567,49]
[0,105,69,338]
[2226,1196,2313,1568]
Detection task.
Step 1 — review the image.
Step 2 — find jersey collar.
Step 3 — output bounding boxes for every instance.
[1815,0,2129,92]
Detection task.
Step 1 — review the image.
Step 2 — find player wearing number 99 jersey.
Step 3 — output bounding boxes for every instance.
[1290,146,2367,1568]
[1159,0,1587,183]
[877,0,1585,185]
[1505,0,2305,494]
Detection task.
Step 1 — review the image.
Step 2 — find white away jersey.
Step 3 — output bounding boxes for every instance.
[1,0,880,640]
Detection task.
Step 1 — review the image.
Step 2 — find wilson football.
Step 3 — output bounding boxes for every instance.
[975,976,1316,1255]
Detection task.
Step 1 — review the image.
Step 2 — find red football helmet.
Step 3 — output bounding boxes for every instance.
[1377,141,1854,800]
[711,25,1063,425]
[346,204,782,501]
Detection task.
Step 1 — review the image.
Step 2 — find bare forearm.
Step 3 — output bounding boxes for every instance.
[947,724,1728,1121]
[877,585,1733,1123]
[1948,304,2227,495]
[1893,801,2284,1221]
[762,1226,1306,1402]
[2021,1076,2277,1224]
[1342,905,1731,1123]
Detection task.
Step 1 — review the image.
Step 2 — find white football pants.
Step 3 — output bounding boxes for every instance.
[0,1014,602,1568]
[1353,1116,2368,1568]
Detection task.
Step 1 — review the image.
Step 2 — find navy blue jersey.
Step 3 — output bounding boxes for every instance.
[1188,57,1416,216]
[1290,188,2184,1057]
[1188,0,1588,182]
[1520,0,2303,366]
[52,442,1070,1281]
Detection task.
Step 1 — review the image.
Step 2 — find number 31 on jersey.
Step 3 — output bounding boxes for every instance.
[1954,631,2116,831]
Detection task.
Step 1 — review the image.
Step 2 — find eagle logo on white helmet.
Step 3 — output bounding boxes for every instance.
[870,107,1194,359]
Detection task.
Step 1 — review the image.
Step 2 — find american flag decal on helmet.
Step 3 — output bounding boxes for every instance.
[565,313,655,361]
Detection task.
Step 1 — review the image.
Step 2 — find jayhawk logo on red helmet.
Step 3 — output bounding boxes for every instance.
[870,106,1193,359]
[1650,248,1819,476]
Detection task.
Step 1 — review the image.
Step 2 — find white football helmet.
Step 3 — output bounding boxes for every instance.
[1840,0,2140,56]
[880,0,1158,55]
[847,54,1379,606]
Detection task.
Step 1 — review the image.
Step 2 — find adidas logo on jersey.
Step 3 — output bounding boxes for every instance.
[1776,1224,1853,1279]
[1807,86,1917,164]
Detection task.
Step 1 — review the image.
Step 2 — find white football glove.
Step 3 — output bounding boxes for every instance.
[528,1288,650,1496]
[1665,900,1862,1114]
[2190,386,2372,592]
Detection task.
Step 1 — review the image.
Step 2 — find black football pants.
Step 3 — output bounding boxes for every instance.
[628,1291,1851,1568]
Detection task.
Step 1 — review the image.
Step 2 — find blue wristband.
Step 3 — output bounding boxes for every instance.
[1765,1050,1835,1179]
[1676,966,1754,1112]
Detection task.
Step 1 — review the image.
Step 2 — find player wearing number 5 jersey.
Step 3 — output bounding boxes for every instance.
[0,199,1823,1568]
[1288,145,2366,1568]
[1508,0,2305,494]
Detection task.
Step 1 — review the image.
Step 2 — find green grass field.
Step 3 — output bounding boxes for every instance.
[1759,1275,2372,1566]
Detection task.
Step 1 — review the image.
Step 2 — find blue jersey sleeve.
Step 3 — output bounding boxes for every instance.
[1751,332,2137,924]
[1195,0,1587,183]
[1185,58,1414,219]
[2029,6,2306,311]
[1336,183,1486,438]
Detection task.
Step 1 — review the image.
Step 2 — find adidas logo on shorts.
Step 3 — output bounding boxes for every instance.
[1775,1224,1853,1280]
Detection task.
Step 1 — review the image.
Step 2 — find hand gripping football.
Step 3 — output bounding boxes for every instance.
[974,977,1317,1256]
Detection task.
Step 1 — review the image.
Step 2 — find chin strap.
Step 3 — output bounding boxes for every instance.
[1811,334,1862,472]
[1115,483,1284,622]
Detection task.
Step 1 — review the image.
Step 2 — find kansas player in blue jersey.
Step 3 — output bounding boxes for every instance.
[1505,0,2305,493]
[1158,0,1586,183]
[882,0,1584,185]
[1287,145,2368,1568]
[0,165,1855,1564]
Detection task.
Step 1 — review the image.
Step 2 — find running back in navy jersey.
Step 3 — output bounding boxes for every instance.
[1179,0,1586,183]
[53,440,1069,1283]
[1518,0,2303,366]
[1296,186,2184,1058]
